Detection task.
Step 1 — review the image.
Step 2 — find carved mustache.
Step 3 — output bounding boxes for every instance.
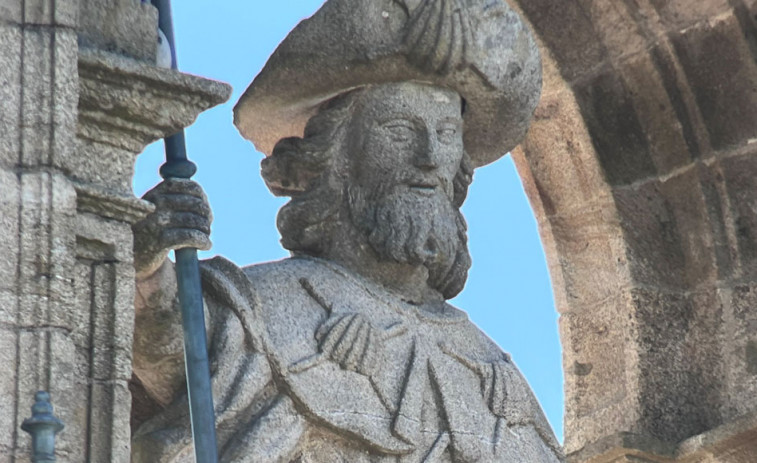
[393,171,452,197]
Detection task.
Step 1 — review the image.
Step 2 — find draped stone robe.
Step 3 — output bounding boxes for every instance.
[131,257,563,462]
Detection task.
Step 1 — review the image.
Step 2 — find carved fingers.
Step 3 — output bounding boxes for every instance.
[440,342,513,418]
[316,313,384,377]
[133,179,213,278]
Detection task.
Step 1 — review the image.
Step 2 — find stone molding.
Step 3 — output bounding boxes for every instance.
[74,181,155,224]
[507,0,757,461]
[568,411,757,462]
[78,48,231,153]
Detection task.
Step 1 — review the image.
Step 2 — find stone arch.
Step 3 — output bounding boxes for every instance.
[507,0,757,460]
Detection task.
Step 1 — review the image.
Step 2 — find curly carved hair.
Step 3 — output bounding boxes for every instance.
[261,88,474,298]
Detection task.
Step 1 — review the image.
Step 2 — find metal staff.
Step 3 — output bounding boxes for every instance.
[151,1,219,461]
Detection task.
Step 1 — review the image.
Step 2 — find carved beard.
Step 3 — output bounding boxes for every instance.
[347,176,463,287]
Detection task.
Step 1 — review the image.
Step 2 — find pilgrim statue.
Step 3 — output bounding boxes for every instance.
[131,0,562,461]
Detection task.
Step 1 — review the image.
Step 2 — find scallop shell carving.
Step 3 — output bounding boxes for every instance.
[402,0,475,75]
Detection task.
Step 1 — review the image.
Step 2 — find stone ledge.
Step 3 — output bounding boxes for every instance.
[75,181,154,224]
[568,432,677,463]
[78,48,232,152]
[677,410,757,463]
[569,411,757,463]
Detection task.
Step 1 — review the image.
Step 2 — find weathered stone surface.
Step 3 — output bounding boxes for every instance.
[619,51,694,175]
[77,0,159,63]
[235,0,543,168]
[0,0,229,460]
[720,284,757,421]
[131,2,561,460]
[511,0,757,461]
[672,12,757,151]
[573,68,657,186]
[560,295,637,453]
[516,0,607,84]
[720,151,757,279]
[521,93,612,218]
[5,0,757,461]
[649,0,732,31]
[0,25,22,169]
[77,49,232,156]
[133,81,562,462]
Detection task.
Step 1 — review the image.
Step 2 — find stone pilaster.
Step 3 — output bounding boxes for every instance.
[0,1,231,461]
[0,1,80,460]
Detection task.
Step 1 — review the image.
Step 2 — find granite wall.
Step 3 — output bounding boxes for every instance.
[508,0,757,461]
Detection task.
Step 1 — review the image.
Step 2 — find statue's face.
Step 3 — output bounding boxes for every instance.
[344,83,466,281]
[348,82,464,201]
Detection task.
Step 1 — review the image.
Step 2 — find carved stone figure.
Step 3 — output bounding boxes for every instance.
[130,1,561,461]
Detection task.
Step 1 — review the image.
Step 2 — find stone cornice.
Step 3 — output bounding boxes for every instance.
[569,412,757,463]
[77,48,232,152]
[74,181,155,224]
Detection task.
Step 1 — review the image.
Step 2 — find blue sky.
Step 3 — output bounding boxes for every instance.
[134,0,564,441]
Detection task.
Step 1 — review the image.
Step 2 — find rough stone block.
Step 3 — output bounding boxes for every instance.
[0,169,20,295]
[87,380,131,462]
[649,0,732,31]
[15,173,76,321]
[20,27,53,168]
[576,0,648,60]
[561,297,634,450]
[719,151,757,279]
[76,212,133,262]
[550,210,627,308]
[573,68,657,186]
[518,0,607,83]
[632,288,723,443]
[657,168,717,288]
[53,0,78,28]
[614,168,715,291]
[23,0,53,25]
[0,290,16,327]
[672,12,757,151]
[697,161,737,281]
[614,180,687,289]
[647,43,705,160]
[620,51,694,175]
[71,139,137,194]
[0,0,22,24]
[77,0,158,63]
[523,93,612,217]
[0,329,18,454]
[0,25,21,168]
[721,284,757,421]
[50,28,79,170]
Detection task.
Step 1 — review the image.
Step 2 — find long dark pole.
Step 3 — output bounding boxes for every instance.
[151,1,219,461]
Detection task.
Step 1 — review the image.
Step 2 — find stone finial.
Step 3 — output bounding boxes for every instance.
[21,391,64,463]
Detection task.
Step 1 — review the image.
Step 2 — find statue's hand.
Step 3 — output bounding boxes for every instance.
[133,178,212,278]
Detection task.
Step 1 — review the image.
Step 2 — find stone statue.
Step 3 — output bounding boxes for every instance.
[130,0,562,461]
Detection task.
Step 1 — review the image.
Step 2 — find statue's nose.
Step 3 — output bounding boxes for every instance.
[412,131,439,171]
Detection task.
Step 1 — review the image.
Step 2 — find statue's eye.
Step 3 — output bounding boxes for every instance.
[384,121,416,142]
[437,125,458,144]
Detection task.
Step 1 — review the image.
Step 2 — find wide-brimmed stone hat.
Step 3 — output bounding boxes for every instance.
[234,0,542,168]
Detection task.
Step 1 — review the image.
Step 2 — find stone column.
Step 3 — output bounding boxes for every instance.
[0,1,230,461]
